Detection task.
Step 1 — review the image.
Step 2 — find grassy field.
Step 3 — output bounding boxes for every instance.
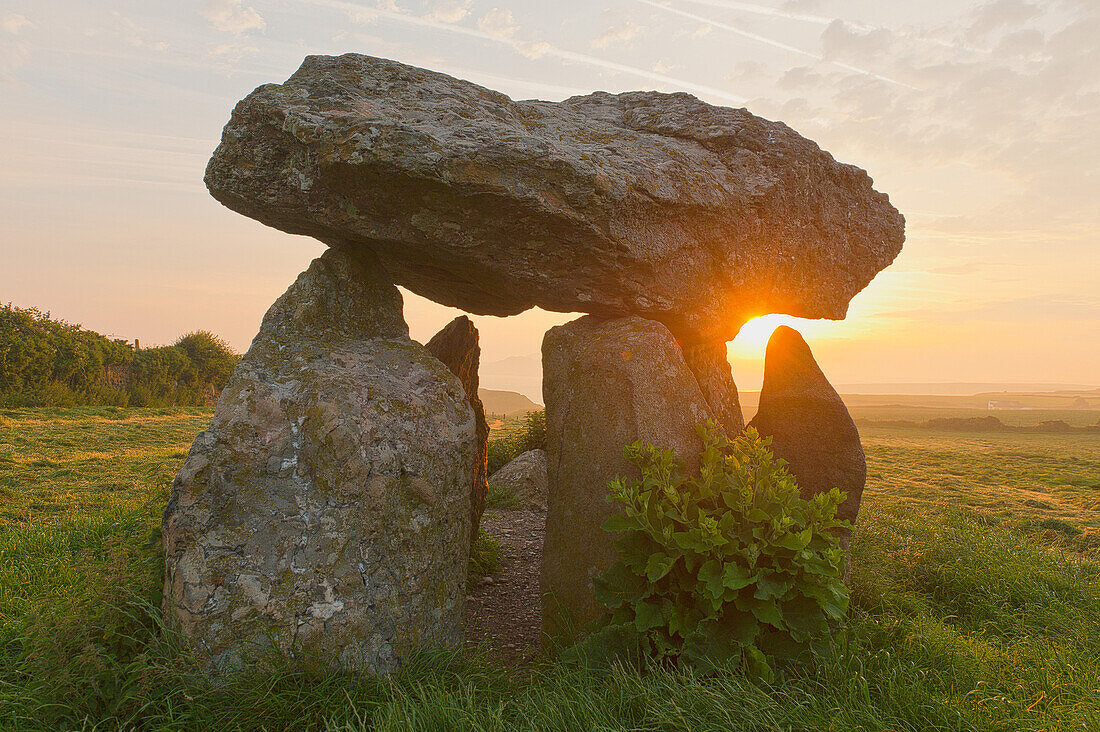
[738,391,1100,428]
[0,407,210,526]
[1,407,1098,730]
[862,427,1100,549]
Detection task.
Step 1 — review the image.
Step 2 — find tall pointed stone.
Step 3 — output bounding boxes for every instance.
[425,316,490,544]
[540,315,718,644]
[748,326,866,533]
[162,247,476,674]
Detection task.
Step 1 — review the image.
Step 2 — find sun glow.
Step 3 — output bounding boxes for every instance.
[729,314,808,358]
[726,315,853,391]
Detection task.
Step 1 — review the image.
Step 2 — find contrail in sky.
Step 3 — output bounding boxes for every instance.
[671,0,989,54]
[303,0,748,104]
[635,0,916,89]
[673,0,858,27]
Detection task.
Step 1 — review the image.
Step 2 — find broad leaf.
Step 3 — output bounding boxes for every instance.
[781,598,828,641]
[645,553,677,582]
[603,513,638,534]
[633,599,668,632]
[722,562,756,591]
[743,645,774,683]
[774,528,812,551]
[593,561,646,609]
[698,559,725,600]
[754,571,794,601]
[681,619,743,675]
[748,598,784,629]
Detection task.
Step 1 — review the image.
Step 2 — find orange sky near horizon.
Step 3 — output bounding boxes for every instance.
[1,1,1097,401]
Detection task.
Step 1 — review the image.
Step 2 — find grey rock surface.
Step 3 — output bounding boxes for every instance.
[205,54,905,342]
[425,315,490,544]
[682,341,745,436]
[748,326,866,537]
[488,449,548,512]
[540,315,718,643]
[162,246,476,674]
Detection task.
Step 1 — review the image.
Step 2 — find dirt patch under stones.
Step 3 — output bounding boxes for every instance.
[464,509,545,664]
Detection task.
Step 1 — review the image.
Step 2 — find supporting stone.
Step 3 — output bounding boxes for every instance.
[540,315,719,645]
[425,316,490,544]
[162,246,476,674]
[748,326,867,558]
[681,340,745,436]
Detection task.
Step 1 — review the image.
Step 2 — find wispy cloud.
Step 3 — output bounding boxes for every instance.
[591,21,643,50]
[966,0,1041,41]
[2,12,33,35]
[477,8,519,39]
[673,0,991,54]
[211,42,259,63]
[0,12,34,84]
[673,0,844,26]
[112,11,168,52]
[309,0,747,104]
[427,0,473,24]
[636,0,916,88]
[201,0,265,35]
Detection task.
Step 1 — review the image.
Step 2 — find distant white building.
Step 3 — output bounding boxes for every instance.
[988,399,1023,410]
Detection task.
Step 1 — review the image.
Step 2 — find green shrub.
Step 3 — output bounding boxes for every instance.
[174,330,238,390]
[0,303,239,407]
[487,409,545,474]
[586,424,850,676]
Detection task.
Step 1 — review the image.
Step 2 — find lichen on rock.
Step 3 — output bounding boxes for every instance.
[748,326,867,578]
[540,315,721,644]
[162,246,476,673]
[488,449,548,513]
[204,53,905,343]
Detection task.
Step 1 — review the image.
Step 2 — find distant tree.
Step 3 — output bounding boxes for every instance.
[174,331,239,389]
[0,304,239,407]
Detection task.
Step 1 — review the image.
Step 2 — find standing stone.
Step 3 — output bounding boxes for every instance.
[540,315,718,644]
[681,341,745,436]
[748,326,866,536]
[162,247,476,674]
[425,316,490,544]
[488,449,548,512]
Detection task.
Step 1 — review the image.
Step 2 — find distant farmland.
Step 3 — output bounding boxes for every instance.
[740,389,1100,428]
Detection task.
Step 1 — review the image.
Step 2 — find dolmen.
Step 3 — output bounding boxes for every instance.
[164,53,904,671]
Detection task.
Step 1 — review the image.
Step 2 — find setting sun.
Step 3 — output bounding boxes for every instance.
[729,314,843,359]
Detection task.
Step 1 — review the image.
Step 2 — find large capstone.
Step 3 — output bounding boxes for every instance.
[161,246,476,674]
[540,315,719,643]
[425,315,490,543]
[205,54,905,342]
[748,326,866,538]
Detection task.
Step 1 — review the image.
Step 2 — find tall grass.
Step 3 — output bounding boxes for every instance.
[1,410,1097,730]
[1,502,1097,730]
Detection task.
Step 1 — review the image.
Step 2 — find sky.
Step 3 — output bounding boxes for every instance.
[1,0,1097,401]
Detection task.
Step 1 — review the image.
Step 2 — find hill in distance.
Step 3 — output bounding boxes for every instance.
[478,388,541,416]
[832,382,1099,395]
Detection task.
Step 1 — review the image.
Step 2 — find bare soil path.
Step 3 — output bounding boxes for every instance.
[464,509,544,664]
